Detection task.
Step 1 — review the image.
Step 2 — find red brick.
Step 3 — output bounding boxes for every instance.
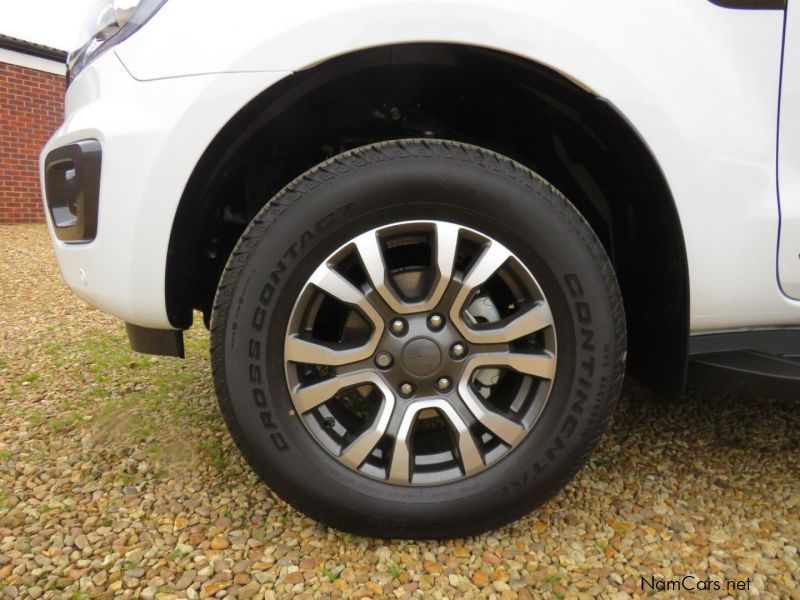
[0,61,63,222]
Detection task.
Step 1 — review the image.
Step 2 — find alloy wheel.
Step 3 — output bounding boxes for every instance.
[284,220,557,485]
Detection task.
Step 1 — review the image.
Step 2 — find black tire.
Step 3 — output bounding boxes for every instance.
[210,139,625,539]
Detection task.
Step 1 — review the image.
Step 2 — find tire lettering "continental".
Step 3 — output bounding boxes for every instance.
[495,273,603,499]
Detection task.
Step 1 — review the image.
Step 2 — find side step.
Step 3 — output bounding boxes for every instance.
[688,330,800,397]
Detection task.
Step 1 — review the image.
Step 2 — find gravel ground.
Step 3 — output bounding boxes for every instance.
[0,224,799,600]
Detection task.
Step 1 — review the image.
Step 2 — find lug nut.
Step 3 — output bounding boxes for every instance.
[450,343,467,358]
[428,313,444,331]
[390,319,407,335]
[375,352,393,369]
[399,382,415,397]
[435,376,452,392]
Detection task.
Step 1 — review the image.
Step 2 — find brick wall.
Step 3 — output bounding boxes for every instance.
[0,62,63,224]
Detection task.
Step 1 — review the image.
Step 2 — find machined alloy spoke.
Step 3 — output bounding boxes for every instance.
[457,378,527,446]
[309,263,384,331]
[338,377,396,469]
[354,222,459,314]
[458,302,553,344]
[285,336,373,366]
[388,399,483,484]
[291,371,388,414]
[454,241,512,305]
[465,351,557,381]
[449,241,512,340]
[428,222,460,308]
[285,263,383,365]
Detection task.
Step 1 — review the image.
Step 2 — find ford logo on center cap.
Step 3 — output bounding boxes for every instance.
[402,338,442,376]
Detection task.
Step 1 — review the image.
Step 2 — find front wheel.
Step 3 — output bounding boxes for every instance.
[210,139,625,538]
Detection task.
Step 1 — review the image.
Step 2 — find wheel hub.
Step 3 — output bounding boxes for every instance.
[401,337,441,377]
[284,219,557,485]
[374,311,469,398]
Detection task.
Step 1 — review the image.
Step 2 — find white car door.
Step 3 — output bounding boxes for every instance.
[778,1,800,298]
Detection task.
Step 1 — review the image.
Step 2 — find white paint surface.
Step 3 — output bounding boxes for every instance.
[39,0,799,333]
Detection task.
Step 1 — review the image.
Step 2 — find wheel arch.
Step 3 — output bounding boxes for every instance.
[166,43,689,396]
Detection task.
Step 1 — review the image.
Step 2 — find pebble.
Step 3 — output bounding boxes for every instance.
[0,227,797,599]
[238,582,260,599]
[210,536,230,550]
[141,586,158,600]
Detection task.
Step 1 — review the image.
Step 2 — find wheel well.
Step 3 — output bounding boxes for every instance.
[167,43,689,395]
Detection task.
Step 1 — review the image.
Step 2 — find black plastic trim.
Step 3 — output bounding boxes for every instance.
[688,330,800,397]
[707,0,785,9]
[689,329,800,356]
[596,97,690,397]
[125,323,185,358]
[689,354,800,398]
[43,140,102,243]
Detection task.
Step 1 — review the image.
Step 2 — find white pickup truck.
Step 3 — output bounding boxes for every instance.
[41,0,799,537]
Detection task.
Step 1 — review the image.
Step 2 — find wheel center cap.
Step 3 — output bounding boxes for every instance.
[402,337,442,377]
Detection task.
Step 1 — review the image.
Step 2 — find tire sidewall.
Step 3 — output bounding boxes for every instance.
[213,142,624,537]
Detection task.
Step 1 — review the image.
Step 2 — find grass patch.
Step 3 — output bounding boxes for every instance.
[341,532,366,544]
[73,315,228,475]
[121,559,140,571]
[541,573,560,586]
[20,372,39,383]
[199,437,231,470]
[167,547,190,562]
[9,313,232,481]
